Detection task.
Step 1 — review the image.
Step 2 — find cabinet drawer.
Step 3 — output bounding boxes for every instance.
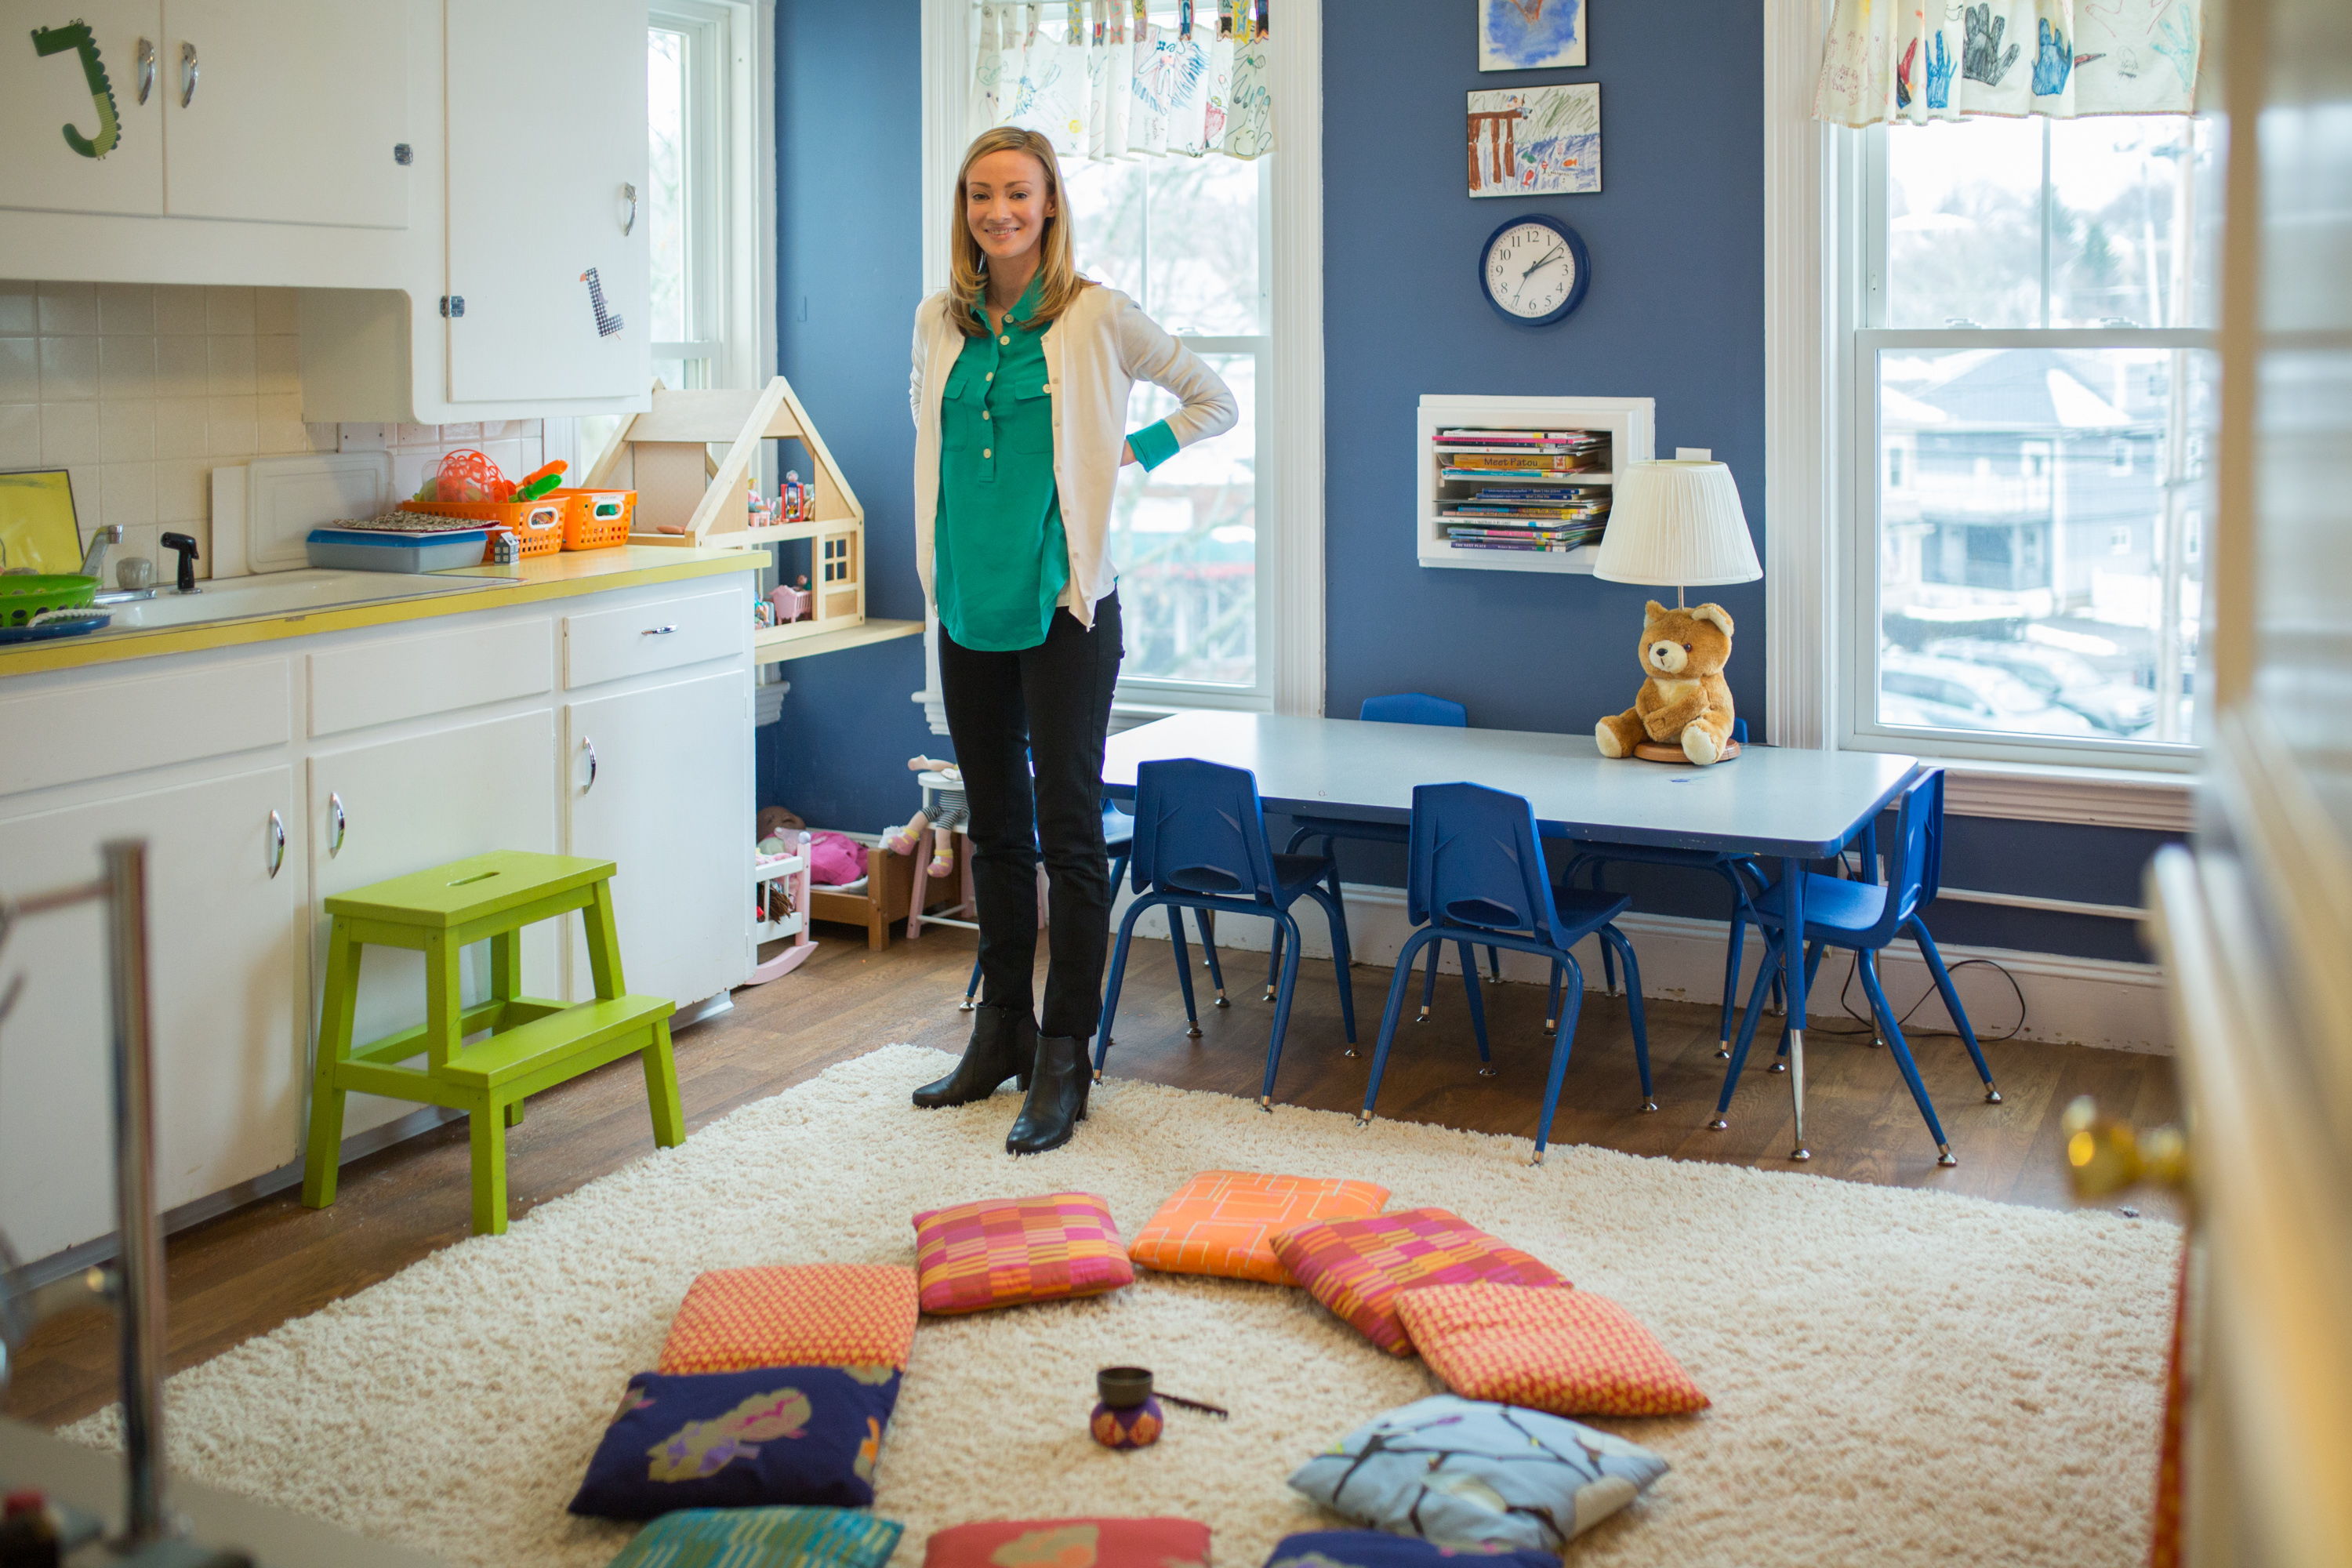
[563,583,746,689]
[309,618,554,738]
[0,657,289,798]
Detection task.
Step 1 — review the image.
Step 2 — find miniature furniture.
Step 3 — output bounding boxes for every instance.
[299,849,681,1236]
[806,838,967,951]
[746,830,816,985]
[579,376,869,659]
[1718,768,2000,1168]
[1357,783,1653,1165]
[1102,710,1925,1162]
[1098,760,1357,1109]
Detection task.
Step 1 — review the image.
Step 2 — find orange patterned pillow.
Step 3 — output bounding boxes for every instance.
[657,1264,919,1374]
[1269,1207,1568,1356]
[1128,1171,1392,1286]
[1392,1281,1709,1417]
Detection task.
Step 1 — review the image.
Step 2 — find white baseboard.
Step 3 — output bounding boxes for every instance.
[1112,881,2170,1055]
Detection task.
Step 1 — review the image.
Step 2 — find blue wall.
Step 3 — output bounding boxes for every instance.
[764,0,936,833]
[766,0,2169,962]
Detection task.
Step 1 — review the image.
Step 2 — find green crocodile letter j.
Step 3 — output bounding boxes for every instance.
[31,20,121,159]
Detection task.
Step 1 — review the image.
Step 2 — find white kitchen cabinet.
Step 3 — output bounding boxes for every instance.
[0,0,165,217]
[161,1,409,229]
[442,0,648,404]
[306,708,559,1140]
[564,667,750,1011]
[0,0,405,229]
[0,764,303,1261]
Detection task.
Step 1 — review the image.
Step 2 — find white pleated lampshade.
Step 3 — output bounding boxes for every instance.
[1593,460,1762,588]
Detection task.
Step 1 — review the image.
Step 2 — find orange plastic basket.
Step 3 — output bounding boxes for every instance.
[550,487,634,550]
[399,498,566,561]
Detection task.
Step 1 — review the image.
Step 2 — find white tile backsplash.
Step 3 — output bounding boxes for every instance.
[8,278,544,572]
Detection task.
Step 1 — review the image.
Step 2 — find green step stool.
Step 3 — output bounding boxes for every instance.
[300,849,684,1236]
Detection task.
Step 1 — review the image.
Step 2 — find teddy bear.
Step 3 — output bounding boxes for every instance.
[1595,601,1738,766]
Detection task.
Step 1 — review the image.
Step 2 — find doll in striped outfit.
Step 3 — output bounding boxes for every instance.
[883,755,967,878]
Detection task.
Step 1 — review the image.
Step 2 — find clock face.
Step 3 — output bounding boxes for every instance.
[1479,216,1588,325]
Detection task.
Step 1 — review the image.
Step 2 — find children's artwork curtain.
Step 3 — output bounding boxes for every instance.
[1813,0,2203,126]
[971,0,1274,162]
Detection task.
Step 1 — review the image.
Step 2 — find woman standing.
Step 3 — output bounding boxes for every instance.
[908,126,1236,1154]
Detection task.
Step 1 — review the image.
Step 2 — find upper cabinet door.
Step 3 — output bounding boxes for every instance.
[0,0,166,216]
[160,0,409,229]
[444,0,648,403]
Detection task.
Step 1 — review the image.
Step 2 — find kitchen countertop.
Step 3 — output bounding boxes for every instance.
[0,546,764,678]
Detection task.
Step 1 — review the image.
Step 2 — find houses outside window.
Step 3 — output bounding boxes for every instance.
[1853,115,2216,760]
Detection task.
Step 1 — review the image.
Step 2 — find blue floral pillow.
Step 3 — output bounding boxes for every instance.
[570,1366,901,1521]
[1261,1530,1559,1568]
[1287,1396,1668,1551]
[605,1507,905,1568]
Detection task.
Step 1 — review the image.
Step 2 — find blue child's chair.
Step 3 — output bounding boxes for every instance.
[1357,782,1653,1165]
[1098,759,1356,1108]
[1715,768,2002,1166]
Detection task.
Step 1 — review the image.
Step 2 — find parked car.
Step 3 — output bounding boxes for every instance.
[1924,637,2158,735]
[1878,649,2101,738]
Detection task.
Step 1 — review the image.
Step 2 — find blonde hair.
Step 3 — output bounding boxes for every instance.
[947,127,1091,338]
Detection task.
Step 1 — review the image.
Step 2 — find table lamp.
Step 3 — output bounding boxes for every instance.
[1592,454,1762,765]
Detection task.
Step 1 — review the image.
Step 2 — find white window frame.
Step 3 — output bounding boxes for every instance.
[914,0,1325,732]
[1762,0,2191,831]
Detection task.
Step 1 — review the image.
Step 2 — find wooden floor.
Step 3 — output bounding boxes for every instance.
[2,919,2183,1430]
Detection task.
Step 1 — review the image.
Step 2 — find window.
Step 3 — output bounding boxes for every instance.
[1852,115,2216,763]
[1062,89,1274,697]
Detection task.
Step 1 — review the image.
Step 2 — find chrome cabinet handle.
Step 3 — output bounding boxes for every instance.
[179,41,198,107]
[622,182,637,237]
[267,810,286,879]
[582,737,598,793]
[136,38,154,104]
[328,792,347,858]
[642,624,677,636]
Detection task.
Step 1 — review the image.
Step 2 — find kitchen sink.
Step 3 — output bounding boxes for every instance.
[103,568,497,631]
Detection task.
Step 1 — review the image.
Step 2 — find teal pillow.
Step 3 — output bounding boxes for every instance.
[606,1506,904,1568]
[1287,1396,1668,1551]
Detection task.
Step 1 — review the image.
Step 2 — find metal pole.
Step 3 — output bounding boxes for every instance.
[102,838,169,1547]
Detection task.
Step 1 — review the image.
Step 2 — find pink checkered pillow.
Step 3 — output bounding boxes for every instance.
[909,1192,1134,1315]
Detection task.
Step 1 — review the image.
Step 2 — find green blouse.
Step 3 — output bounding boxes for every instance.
[934,273,1178,651]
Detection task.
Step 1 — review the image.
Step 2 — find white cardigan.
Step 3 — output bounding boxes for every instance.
[909,283,1237,631]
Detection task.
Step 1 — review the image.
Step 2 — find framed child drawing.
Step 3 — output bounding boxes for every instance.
[1480,0,1586,72]
[1467,83,1600,197]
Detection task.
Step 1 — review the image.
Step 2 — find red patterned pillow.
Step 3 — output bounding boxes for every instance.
[922,1518,1209,1568]
[910,1192,1134,1316]
[1128,1170,1392,1286]
[1392,1281,1709,1417]
[655,1264,919,1375]
[1269,1207,1567,1356]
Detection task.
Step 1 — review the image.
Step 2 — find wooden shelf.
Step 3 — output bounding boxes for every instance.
[736,516,860,546]
[754,617,922,665]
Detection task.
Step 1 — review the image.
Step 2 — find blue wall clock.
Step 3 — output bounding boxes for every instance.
[1477,213,1590,327]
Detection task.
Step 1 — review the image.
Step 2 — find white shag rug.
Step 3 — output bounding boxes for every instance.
[66,1044,2180,1568]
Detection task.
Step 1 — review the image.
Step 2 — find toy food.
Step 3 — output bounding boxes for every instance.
[1595,601,1737,766]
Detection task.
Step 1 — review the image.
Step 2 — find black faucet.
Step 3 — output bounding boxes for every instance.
[160,532,200,594]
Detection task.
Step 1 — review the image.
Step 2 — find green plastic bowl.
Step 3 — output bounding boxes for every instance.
[0,573,97,628]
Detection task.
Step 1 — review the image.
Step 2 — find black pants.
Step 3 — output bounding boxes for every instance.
[938,592,1123,1040]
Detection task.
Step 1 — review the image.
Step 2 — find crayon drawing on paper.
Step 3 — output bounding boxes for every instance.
[1480,0,1586,72]
[1468,83,1599,198]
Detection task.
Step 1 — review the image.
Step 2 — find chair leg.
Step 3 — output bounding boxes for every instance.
[1486,945,1501,982]
[1713,932,1782,1126]
[1911,918,2001,1102]
[1459,941,1494,1075]
[1094,898,1154,1078]
[1260,909,1305,1109]
[1170,905,1202,1037]
[1715,867,1750,1058]
[1264,919,1282,1003]
[1544,961,1564,1034]
[1857,949,1955,1163]
[961,952,982,1012]
[1416,934,1442,1023]
[1605,927,1656,1111]
[1532,956,1585,1165]
[1192,907,1229,1005]
[641,1019,685,1148]
[1772,940,1826,1072]
[1360,930,1433,1128]
[1301,883,1358,1048]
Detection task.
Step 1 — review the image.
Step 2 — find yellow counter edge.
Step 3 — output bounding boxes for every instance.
[0,548,764,679]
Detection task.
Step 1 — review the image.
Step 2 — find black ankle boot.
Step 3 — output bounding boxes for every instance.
[913,1006,1037,1109]
[1006,1035,1091,1155]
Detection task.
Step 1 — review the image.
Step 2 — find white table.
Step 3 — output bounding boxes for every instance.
[1102,712,1921,1158]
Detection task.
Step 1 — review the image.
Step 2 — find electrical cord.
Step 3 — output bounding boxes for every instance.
[1784,851,2031,1045]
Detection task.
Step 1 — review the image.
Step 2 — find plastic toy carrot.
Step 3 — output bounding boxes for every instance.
[512,460,568,502]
